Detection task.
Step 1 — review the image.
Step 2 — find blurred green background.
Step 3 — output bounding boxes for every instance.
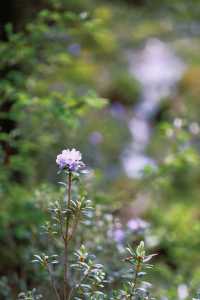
[1,0,200,299]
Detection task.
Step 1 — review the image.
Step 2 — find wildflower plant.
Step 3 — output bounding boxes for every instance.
[22,148,155,300]
[122,241,156,300]
[30,148,106,300]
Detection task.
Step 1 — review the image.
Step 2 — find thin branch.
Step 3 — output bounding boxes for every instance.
[64,172,72,300]
[129,259,141,299]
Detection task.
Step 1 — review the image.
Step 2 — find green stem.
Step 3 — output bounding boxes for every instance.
[130,259,141,299]
[64,172,72,300]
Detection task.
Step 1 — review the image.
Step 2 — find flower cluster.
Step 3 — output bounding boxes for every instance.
[56,148,84,172]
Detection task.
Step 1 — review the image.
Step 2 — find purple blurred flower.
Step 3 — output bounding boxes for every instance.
[56,148,84,171]
[110,102,125,119]
[127,218,149,232]
[177,284,188,300]
[189,122,200,135]
[113,229,125,243]
[89,131,103,145]
[68,43,81,56]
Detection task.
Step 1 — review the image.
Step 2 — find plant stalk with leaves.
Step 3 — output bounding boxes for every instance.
[123,241,156,300]
[31,148,106,300]
[63,171,72,300]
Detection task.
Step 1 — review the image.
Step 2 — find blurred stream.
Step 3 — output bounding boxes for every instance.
[122,38,186,178]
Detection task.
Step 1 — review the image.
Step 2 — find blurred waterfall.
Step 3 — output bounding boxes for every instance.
[122,38,186,177]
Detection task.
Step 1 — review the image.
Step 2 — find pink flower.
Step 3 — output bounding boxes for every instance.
[127,218,149,231]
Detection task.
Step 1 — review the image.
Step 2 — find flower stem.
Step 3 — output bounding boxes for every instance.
[64,172,72,300]
[130,258,141,299]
